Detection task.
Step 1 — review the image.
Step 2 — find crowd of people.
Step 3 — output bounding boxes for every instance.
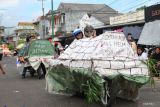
[16,36,47,79]
[0,27,159,76]
[58,27,160,66]
[71,28,160,74]
[126,33,160,75]
[52,25,97,58]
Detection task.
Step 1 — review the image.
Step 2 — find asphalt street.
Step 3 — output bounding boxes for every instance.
[0,56,160,107]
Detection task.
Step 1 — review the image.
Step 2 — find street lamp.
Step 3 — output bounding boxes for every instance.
[51,0,54,39]
[38,0,46,39]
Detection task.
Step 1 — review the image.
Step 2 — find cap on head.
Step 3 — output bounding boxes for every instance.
[72,29,82,37]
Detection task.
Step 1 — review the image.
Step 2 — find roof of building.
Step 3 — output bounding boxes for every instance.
[58,3,117,13]
[94,20,145,29]
[91,13,121,25]
[57,3,120,25]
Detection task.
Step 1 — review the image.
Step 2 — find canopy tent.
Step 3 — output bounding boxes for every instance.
[138,20,160,46]
[123,26,143,40]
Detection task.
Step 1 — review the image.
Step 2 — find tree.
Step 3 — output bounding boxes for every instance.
[136,5,146,11]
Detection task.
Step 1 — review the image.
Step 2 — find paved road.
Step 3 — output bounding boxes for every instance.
[0,56,160,107]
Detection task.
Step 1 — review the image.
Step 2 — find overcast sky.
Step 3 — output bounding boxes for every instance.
[0,0,159,27]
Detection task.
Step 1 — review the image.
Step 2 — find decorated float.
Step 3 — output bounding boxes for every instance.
[45,31,149,106]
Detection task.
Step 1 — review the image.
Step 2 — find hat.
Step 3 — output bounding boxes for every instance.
[72,29,82,37]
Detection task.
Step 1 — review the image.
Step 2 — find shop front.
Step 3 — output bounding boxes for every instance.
[100,10,145,41]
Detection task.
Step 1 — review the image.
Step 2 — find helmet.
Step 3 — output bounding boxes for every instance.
[72,29,82,37]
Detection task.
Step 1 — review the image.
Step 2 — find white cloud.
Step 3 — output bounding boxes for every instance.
[0,0,20,8]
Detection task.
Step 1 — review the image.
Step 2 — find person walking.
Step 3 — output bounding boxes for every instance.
[20,36,31,78]
[0,35,5,74]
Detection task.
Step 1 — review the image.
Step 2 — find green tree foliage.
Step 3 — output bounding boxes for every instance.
[136,5,146,11]
[8,44,14,50]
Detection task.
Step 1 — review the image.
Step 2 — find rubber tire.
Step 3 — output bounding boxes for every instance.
[37,66,43,79]
[101,78,117,107]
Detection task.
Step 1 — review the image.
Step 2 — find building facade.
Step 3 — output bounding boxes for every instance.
[0,26,5,36]
[33,16,50,39]
[97,10,145,40]
[46,3,119,36]
[15,22,35,38]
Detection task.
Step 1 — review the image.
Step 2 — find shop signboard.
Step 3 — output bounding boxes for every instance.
[28,40,54,57]
[145,4,160,22]
[110,10,144,25]
[17,26,34,30]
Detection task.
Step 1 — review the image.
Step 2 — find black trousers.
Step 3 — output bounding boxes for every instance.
[0,53,3,61]
[38,63,46,76]
[22,66,28,77]
[22,63,46,77]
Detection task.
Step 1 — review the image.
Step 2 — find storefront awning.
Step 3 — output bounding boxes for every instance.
[138,20,160,46]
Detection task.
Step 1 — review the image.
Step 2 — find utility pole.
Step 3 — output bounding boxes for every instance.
[0,9,7,26]
[38,0,46,39]
[51,0,54,39]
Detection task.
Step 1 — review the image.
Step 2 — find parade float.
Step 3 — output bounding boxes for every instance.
[28,39,54,70]
[17,39,54,78]
[45,31,149,106]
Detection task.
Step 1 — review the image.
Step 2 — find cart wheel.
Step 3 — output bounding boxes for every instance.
[37,66,43,79]
[30,67,35,77]
[37,63,46,79]
[101,80,117,107]
[101,81,111,107]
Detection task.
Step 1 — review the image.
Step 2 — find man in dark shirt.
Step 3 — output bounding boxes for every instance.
[0,35,5,74]
[152,47,160,70]
[152,47,160,61]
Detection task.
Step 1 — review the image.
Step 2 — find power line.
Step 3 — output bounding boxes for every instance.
[118,0,141,11]
[120,0,160,12]
[121,0,151,12]
[153,0,160,5]
[108,0,118,5]
[88,4,119,15]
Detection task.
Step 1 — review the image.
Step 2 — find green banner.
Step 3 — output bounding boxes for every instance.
[28,40,54,57]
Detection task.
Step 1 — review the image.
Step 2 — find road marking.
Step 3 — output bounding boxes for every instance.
[13,90,20,93]
[142,102,154,106]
